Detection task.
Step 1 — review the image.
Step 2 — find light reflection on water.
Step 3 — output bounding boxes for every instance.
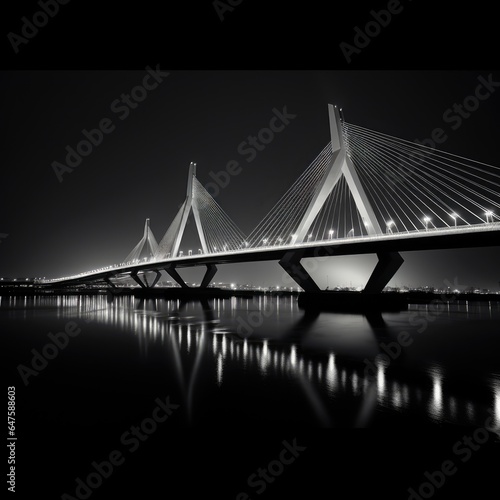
[428,365,443,420]
[3,294,500,429]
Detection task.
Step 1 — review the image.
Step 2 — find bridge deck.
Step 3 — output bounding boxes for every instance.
[43,223,500,286]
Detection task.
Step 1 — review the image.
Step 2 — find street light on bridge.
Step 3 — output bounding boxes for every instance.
[450,213,458,227]
[423,216,431,231]
[485,211,494,223]
[307,234,313,242]
[328,229,334,239]
[386,220,395,234]
[290,234,298,245]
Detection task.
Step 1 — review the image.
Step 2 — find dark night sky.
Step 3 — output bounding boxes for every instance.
[1,70,499,289]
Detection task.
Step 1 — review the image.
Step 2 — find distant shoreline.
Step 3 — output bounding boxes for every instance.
[0,287,498,304]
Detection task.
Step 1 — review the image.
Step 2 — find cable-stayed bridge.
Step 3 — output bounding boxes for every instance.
[42,105,500,292]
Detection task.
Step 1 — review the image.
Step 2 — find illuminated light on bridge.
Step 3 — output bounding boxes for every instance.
[40,104,500,291]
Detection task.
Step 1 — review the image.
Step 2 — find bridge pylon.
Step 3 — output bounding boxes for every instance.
[123,218,159,264]
[295,105,382,242]
[155,162,208,260]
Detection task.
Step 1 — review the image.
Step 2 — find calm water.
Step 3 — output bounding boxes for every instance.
[4,294,500,429]
[4,293,500,498]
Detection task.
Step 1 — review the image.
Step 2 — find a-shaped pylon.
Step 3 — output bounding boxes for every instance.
[123,218,159,264]
[294,104,382,242]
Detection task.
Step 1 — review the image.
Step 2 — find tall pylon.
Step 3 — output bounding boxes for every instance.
[123,218,159,263]
[294,105,382,242]
[155,162,208,259]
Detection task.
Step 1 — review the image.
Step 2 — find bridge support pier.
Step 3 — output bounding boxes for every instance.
[164,264,189,288]
[131,271,147,289]
[104,275,116,288]
[130,270,164,288]
[279,250,321,292]
[363,252,404,293]
[200,264,217,288]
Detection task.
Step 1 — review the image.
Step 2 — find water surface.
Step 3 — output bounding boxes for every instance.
[4,294,500,429]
